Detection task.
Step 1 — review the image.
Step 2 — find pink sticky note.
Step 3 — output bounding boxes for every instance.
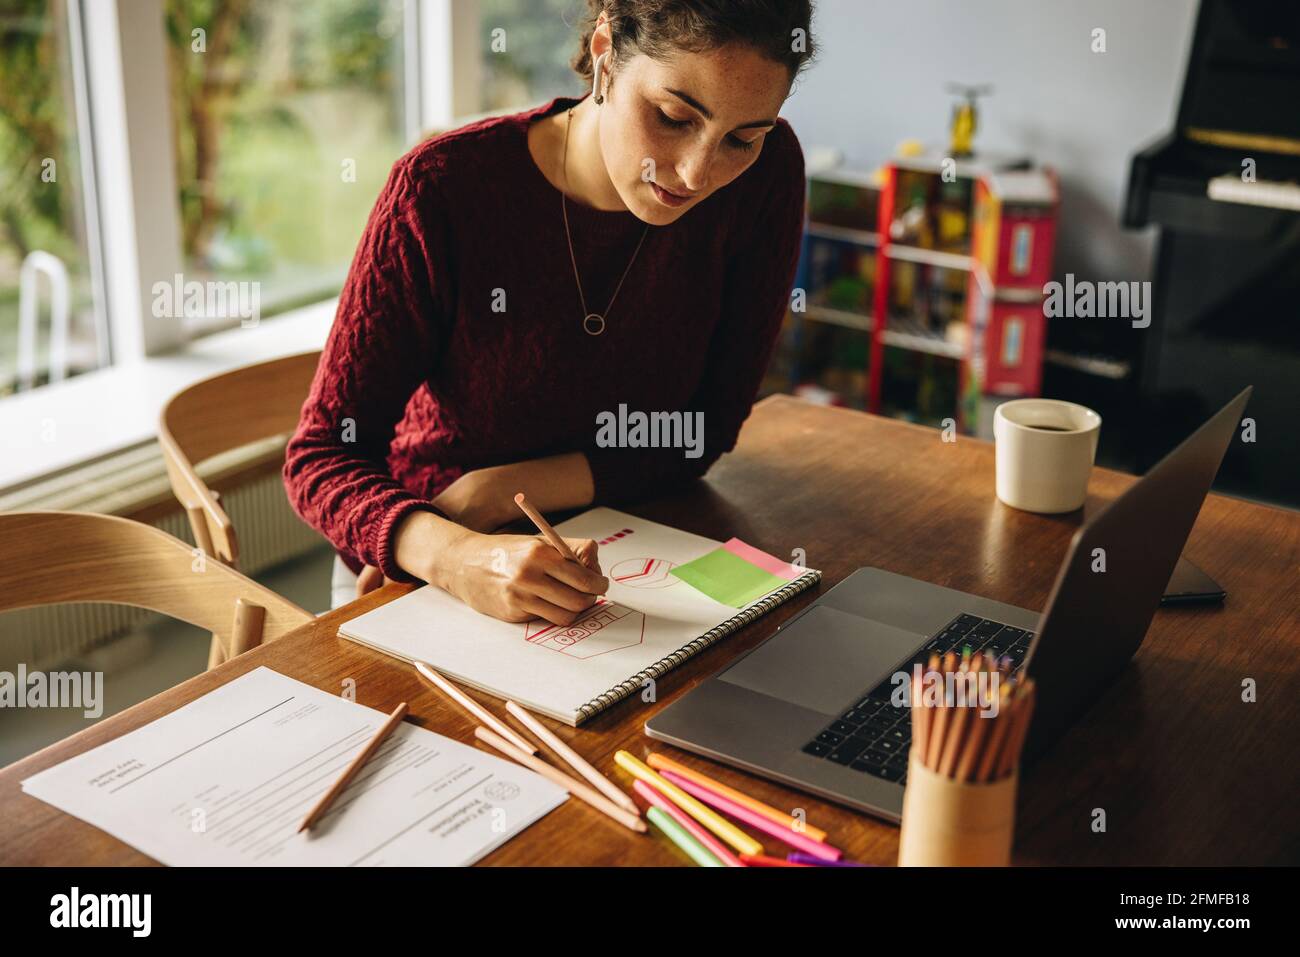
[722,538,802,580]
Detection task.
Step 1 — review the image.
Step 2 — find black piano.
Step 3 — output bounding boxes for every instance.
[1122,0,1300,509]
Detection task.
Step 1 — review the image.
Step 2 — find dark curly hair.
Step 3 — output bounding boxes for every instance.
[572,0,816,87]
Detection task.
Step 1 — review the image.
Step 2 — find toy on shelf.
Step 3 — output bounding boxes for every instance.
[786,141,1058,430]
[946,83,993,158]
[870,149,1030,428]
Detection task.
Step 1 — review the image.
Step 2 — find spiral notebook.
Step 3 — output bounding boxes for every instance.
[337,508,821,725]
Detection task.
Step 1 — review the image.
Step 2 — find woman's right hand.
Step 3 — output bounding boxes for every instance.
[433,529,609,626]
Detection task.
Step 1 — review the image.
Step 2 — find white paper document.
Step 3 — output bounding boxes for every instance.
[21,667,567,866]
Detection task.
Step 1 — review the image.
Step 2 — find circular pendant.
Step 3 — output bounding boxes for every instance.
[583,313,606,336]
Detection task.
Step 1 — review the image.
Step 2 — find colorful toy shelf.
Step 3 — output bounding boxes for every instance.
[788,152,1060,432]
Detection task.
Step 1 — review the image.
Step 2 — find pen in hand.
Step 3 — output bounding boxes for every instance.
[513,492,601,575]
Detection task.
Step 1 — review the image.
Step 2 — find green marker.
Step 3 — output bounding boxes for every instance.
[647,806,723,867]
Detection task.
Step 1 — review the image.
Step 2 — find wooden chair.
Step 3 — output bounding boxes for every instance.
[0,512,312,667]
[158,350,321,569]
[158,351,320,665]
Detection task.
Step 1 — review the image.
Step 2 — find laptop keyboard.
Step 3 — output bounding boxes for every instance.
[799,613,1035,785]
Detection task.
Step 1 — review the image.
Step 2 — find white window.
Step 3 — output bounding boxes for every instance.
[0,0,580,487]
[0,0,107,397]
[164,0,412,334]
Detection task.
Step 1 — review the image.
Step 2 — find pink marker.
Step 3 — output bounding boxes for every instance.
[632,780,744,866]
[659,769,842,862]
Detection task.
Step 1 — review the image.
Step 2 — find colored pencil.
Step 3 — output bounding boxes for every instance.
[740,853,810,867]
[614,750,763,856]
[787,852,873,867]
[299,702,407,832]
[646,752,829,842]
[413,660,537,755]
[633,779,743,866]
[506,700,637,814]
[474,727,645,833]
[513,492,580,562]
[660,769,842,861]
[998,682,1037,779]
[955,680,999,782]
[937,652,984,777]
[926,654,955,770]
[917,652,942,768]
[647,806,723,867]
[910,664,930,770]
[937,696,972,777]
[978,680,1021,782]
[913,653,1039,784]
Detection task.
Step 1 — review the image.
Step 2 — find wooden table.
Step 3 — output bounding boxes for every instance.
[3,395,1297,866]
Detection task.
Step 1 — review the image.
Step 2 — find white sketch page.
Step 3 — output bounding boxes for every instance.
[338,508,817,724]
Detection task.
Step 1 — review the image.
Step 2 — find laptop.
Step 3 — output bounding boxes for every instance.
[645,387,1252,822]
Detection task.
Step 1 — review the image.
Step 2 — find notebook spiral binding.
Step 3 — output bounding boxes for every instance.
[575,570,823,723]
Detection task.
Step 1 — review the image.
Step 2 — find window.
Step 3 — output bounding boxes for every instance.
[164,0,409,331]
[0,0,105,396]
[0,0,581,411]
[478,0,584,112]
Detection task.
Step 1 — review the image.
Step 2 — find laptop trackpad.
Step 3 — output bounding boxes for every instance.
[718,605,925,716]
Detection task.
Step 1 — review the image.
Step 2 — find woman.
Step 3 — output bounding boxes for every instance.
[285,0,815,622]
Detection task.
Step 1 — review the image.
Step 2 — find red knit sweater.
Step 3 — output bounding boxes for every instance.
[283,95,806,582]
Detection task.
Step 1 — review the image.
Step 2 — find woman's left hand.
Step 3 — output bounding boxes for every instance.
[355,564,392,600]
[430,468,511,533]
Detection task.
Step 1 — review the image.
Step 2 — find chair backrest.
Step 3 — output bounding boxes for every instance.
[158,350,321,566]
[0,511,313,658]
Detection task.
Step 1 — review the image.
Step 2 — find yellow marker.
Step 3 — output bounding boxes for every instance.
[614,750,762,857]
[647,752,829,842]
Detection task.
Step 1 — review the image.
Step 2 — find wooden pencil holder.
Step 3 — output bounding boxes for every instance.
[897,755,1018,867]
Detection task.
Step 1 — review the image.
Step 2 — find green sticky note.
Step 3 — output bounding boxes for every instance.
[670,547,786,608]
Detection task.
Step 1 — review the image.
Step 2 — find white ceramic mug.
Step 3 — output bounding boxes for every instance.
[993,398,1101,513]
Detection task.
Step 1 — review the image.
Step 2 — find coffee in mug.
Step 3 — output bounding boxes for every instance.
[993,399,1101,513]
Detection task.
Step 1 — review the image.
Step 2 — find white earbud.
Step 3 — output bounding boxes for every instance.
[592,51,609,104]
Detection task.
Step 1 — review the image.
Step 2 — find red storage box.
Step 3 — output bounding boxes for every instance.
[968,286,1047,397]
[972,169,1058,293]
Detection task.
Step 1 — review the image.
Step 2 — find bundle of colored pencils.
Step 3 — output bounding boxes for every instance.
[909,650,1036,783]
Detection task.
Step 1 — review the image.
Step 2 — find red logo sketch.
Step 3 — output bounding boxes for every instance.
[523,600,646,659]
[610,557,680,589]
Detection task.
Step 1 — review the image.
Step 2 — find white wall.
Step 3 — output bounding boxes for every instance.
[782,0,1200,282]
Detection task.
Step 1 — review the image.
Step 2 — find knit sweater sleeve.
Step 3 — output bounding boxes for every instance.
[282,160,451,583]
[584,121,806,503]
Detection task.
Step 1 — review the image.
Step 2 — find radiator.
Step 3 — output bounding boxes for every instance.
[0,436,322,672]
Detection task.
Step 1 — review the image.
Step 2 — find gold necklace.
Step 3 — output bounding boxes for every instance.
[562,107,650,336]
